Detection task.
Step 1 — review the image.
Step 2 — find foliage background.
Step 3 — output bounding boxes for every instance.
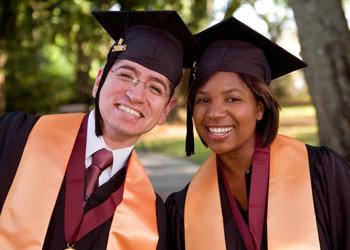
[0,0,312,114]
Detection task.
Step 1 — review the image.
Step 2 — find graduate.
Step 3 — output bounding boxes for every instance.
[0,10,198,250]
[166,17,350,250]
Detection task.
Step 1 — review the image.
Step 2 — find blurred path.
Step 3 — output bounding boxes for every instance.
[139,152,199,200]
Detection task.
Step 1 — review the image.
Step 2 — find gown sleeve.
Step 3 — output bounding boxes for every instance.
[165,186,188,250]
[0,111,39,212]
[156,193,169,250]
[307,145,350,250]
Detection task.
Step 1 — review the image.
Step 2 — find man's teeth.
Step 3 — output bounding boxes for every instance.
[209,127,233,134]
[118,105,141,117]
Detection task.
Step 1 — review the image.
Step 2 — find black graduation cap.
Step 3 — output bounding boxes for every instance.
[194,17,307,84]
[185,17,307,156]
[92,10,199,87]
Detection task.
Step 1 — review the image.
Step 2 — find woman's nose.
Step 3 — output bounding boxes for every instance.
[206,101,226,119]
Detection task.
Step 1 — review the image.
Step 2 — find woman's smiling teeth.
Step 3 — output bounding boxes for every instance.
[208,127,233,135]
[118,104,141,118]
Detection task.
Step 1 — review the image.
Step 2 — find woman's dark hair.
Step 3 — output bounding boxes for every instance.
[185,72,280,156]
[239,73,280,147]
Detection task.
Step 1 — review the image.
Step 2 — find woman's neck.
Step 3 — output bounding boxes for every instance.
[218,138,256,210]
[218,138,255,177]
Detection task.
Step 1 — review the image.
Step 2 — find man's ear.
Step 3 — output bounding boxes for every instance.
[157,96,177,125]
[92,68,104,98]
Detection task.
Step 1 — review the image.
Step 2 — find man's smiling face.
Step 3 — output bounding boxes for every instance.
[92,59,177,149]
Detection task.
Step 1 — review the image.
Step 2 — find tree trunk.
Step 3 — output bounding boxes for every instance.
[289,0,350,162]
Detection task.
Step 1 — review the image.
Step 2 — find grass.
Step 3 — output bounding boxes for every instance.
[280,105,316,117]
[136,104,318,164]
[137,138,211,165]
[279,104,318,145]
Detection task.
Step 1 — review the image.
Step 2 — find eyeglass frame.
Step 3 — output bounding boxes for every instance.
[108,68,171,98]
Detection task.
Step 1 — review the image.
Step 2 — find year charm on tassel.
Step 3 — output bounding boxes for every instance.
[112,37,127,52]
[65,242,75,250]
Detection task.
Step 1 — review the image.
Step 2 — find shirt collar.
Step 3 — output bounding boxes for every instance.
[86,110,134,175]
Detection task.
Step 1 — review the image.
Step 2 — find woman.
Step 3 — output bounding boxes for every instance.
[166,17,350,250]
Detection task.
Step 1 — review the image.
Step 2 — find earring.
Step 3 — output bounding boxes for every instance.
[257,112,263,121]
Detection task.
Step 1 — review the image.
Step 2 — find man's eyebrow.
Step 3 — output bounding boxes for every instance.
[114,64,168,89]
[148,75,167,88]
[114,64,138,73]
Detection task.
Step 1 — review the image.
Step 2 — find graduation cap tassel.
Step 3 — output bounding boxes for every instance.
[185,64,196,156]
[94,47,124,136]
[185,107,195,157]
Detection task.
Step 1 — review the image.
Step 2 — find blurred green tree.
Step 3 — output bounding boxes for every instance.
[1,0,113,114]
[0,0,212,115]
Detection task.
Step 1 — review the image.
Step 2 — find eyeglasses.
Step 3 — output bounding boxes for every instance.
[109,69,170,98]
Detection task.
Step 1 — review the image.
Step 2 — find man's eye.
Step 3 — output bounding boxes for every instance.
[117,73,133,80]
[148,83,165,96]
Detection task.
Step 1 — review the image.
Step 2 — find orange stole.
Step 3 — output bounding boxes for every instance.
[0,114,158,250]
[107,150,159,250]
[184,135,320,250]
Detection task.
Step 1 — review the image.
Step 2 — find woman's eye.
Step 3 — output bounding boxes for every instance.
[195,98,208,104]
[228,97,240,102]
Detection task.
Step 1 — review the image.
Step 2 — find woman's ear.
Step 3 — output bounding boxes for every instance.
[256,101,265,121]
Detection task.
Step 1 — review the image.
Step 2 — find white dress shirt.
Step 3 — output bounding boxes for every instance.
[85,110,134,187]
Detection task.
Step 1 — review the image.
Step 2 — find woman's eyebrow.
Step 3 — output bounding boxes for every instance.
[196,87,243,95]
[222,88,243,94]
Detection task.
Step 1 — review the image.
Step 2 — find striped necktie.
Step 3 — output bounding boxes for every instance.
[85,148,113,200]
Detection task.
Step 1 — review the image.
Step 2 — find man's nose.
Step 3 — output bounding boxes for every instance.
[126,81,147,103]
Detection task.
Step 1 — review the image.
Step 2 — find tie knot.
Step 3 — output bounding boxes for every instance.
[91,148,113,171]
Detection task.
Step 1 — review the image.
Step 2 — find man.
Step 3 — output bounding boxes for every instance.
[0,10,198,250]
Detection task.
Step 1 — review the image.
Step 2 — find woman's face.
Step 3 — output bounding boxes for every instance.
[193,71,264,155]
